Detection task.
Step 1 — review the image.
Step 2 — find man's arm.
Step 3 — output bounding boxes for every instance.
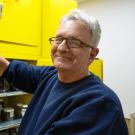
[2,60,43,93]
[0,57,10,77]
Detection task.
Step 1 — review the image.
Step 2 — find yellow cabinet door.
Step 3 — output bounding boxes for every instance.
[0,0,41,60]
[37,0,77,65]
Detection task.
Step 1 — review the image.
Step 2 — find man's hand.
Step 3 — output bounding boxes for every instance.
[0,57,10,77]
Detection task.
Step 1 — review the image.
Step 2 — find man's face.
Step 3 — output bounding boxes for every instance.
[51,20,96,73]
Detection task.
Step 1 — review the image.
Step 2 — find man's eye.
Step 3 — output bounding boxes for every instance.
[54,38,63,43]
[70,39,80,45]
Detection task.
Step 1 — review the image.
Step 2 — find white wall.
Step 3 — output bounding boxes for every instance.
[78,0,135,118]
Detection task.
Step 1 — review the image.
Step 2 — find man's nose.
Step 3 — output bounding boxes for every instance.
[57,39,69,52]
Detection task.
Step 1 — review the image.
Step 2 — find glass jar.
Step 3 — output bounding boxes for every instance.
[3,107,14,121]
[21,104,28,117]
[16,103,23,118]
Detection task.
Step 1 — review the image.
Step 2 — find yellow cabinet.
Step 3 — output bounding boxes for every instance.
[0,0,103,79]
[0,0,41,60]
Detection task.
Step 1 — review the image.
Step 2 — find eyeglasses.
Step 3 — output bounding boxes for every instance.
[49,37,93,48]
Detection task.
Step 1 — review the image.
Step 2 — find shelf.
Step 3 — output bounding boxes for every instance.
[0,91,28,98]
[0,119,21,131]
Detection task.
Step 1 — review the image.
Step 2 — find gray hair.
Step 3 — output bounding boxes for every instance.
[61,9,101,48]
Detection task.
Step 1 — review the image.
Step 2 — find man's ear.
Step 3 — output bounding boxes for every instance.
[88,48,99,64]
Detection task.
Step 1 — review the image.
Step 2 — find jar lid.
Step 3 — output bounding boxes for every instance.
[22,104,28,108]
[17,103,23,107]
[3,107,14,112]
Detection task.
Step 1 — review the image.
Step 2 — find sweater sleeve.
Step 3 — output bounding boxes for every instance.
[45,98,128,135]
[3,60,44,93]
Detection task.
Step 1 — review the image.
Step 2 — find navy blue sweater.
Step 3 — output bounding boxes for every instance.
[4,60,128,135]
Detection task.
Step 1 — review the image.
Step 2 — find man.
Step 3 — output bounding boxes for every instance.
[0,9,128,135]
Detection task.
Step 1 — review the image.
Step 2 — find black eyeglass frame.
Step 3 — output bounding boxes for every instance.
[49,37,94,49]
